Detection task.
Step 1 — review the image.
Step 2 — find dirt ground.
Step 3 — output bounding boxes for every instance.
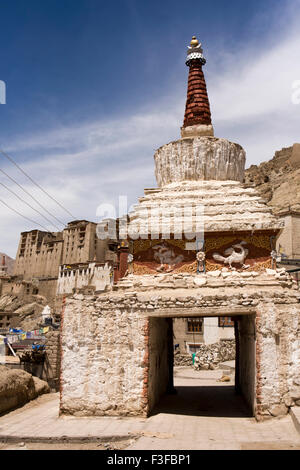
[0,439,135,451]
[1,368,300,451]
[1,438,300,451]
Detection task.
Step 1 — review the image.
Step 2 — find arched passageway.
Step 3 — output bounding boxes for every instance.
[147,313,256,418]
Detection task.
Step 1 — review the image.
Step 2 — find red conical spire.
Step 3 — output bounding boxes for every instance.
[181,37,214,138]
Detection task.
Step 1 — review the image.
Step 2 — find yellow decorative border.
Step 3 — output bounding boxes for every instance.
[131,258,272,275]
[205,260,223,272]
[173,261,198,274]
[205,234,271,252]
[252,259,273,271]
[133,234,271,255]
[133,239,186,255]
[132,263,157,275]
[206,258,272,273]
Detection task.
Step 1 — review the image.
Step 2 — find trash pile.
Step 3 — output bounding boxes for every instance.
[193,340,235,370]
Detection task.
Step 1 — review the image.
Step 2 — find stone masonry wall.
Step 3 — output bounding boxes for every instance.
[255,302,300,419]
[239,315,256,414]
[60,295,148,416]
[147,317,170,412]
[60,272,300,419]
[43,330,60,391]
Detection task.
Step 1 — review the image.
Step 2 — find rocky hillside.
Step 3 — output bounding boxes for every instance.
[245,143,300,214]
[0,293,47,331]
[0,253,15,275]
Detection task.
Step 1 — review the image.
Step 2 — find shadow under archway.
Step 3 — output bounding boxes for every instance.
[150,383,252,418]
[147,315,256,419]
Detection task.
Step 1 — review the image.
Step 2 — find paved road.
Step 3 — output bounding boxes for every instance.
[1,367,300,450]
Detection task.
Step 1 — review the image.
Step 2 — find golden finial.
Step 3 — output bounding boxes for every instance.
[190,36,199,47]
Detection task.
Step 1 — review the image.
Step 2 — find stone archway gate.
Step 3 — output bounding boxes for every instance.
[59,271,300,421]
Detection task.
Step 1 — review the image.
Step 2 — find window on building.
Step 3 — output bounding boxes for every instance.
[219,317,235,328]
[187,318,203,333]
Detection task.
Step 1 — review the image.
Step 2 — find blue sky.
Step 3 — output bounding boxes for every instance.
[0,0,300,257]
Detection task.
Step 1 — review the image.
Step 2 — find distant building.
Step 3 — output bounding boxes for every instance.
[275,210,300,284]
[0,220,120,330]
[0,255,8,276]
[173,316,234,354]
[57,261,113,295]
[13,220,116,280]
[276,210,300,260]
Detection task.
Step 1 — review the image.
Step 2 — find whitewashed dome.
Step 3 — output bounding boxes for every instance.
[154,136,246,187]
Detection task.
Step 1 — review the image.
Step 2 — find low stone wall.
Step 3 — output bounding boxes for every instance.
[194,340,235,370]
[174,354,193,367]
[43,330,60,391]
[8,330,61,391]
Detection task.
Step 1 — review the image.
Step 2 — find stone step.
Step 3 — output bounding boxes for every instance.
[290,407,300,435]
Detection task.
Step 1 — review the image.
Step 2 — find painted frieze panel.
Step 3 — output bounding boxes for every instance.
[205,233,273,272]
[131,240,197,275]
[130,233,273,275]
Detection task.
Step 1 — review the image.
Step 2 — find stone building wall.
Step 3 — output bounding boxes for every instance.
[173,317,204,353]
[14,230,63,280]
[0,253,15,275]
[277,213,300,259]
[173,316,235,354]
[61,221,97,265]
[0,278,24,296]
[276,215,293,257]
[0,278,57,299]
[203,317,235,345]
[35,279,58,300]
[291,215,300,258]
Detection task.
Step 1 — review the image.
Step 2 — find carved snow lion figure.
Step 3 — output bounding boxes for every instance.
[212,241,250,269]
[153,243,184,272]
